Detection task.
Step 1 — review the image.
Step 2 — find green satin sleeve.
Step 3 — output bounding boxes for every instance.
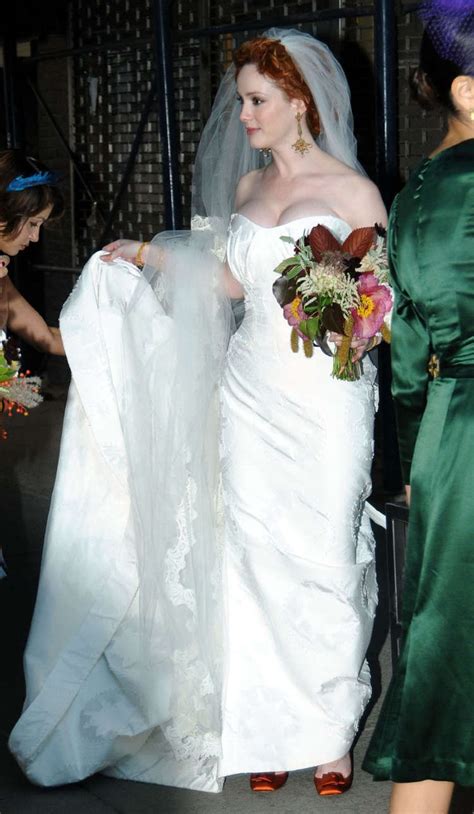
[389,196,430,484]
[388,143,474,483]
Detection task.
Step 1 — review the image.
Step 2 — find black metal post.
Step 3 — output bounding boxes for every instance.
[175,6,375,39]
[151,0,182,230]
[26,77,106,224]
[374,0,402,494]
[20,10,375,63]
[374,0,398,206]
[2,36,20,148]
[99,82,157,245]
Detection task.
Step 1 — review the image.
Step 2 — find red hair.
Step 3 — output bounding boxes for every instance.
[233,37,321,136]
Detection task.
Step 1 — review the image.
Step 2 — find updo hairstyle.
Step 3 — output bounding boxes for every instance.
[410,13,474,113]
[233,36,321,136]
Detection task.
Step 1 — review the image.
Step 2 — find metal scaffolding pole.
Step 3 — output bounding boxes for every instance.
[2,35,20,148]
[98,82,157,245]
[27,77,106,224]
[374,0,402,492]
[374,0,398,206]
[151,0,182,230]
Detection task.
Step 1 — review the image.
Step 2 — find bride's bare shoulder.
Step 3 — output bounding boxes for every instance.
[325,168,387,228]
[234,169,264,209]
[343,174,387,227]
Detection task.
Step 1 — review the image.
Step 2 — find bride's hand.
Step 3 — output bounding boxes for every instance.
[350,336,373,362]
[101,239,146,265]
[328,332,380,362]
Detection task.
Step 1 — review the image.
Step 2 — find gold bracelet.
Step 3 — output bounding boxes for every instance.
[135,241,149,268]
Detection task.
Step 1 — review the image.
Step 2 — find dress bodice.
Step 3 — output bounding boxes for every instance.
[223,211,375,395]
[227,213,351,293]
[226,213,352,361]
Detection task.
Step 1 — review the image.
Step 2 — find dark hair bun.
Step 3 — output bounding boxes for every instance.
[409,66,440,110]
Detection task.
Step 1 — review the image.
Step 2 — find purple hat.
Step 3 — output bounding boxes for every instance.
[420,0,474,71]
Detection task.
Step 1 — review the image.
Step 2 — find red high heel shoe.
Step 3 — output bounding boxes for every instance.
[249,771,289,792]
[314,765,353,796]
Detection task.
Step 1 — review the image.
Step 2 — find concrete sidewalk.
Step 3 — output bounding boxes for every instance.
[0,375,472,814]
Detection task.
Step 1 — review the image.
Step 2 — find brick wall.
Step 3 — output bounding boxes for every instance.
[23,2,445,287]
[72,0,161,260]
[397,8,444,182]
[68,0,381,262]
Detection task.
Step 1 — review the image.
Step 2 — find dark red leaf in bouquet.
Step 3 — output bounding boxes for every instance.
[309,225,342,261]
[320,303,345,335]
[341,226,376,258]
[272,275,298,308]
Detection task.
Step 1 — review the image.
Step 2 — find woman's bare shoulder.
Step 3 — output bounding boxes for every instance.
[336,173,387,228]
[234,168,264,209]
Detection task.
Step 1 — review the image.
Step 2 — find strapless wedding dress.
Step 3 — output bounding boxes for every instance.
[219,214,378,774]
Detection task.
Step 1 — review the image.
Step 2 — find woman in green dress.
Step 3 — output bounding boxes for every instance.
[363,3,474,812]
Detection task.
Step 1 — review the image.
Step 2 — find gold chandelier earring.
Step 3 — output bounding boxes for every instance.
[292,112,312,156]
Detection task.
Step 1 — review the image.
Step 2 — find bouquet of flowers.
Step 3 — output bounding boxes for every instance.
[272,223,392,380]
[0,337,42,439]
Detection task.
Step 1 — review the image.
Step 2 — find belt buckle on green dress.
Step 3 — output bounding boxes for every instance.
[427,353,440,378]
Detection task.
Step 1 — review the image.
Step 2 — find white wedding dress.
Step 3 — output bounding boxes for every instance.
[9,214,377,790]
[219,214,377,774]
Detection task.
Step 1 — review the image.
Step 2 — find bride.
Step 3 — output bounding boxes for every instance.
[9,29,386,796]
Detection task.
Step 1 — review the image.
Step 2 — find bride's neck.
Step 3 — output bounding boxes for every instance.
[264,143,326,180]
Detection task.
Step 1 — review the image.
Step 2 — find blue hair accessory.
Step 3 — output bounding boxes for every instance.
[6,170,60,192]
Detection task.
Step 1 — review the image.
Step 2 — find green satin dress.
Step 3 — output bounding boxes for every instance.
[364,138,474,784]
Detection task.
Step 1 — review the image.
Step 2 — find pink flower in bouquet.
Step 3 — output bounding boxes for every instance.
[283,296,307,339]
[352,272,392,339]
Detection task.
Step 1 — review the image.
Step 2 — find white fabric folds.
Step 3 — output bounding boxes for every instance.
[9,248,231,792]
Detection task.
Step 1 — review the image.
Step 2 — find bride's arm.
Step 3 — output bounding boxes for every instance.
[103,238,244,298]
[220,172,261,299]
[222,262,244,298]
[344,176,388,231]
[102,239,158,267]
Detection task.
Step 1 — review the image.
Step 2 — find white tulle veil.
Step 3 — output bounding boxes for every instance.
[118,235,230,790]
[192,27,364,238]
[119,27,364,791]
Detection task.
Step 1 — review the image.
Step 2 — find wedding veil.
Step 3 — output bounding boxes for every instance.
[192,27,364,237]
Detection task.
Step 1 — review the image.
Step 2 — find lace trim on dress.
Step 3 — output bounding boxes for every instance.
[165,475,198,617]
[191,215,227,262]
